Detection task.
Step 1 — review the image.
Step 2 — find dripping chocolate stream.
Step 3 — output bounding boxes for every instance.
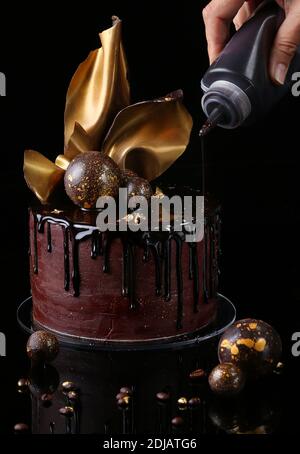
[201,135,209,304]
[164,238,171,301]
[174,234,184,330]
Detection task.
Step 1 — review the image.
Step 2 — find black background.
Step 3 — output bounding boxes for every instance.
[0,0,300,440]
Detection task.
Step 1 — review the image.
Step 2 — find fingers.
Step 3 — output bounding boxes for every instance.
[233,4,254,30]
[233,0,261,30]
[269,3,300,84]
[202,0,246,63]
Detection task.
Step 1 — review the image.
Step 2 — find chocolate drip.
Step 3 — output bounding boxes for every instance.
[122,241,129,297]
[153,243,162,296]
[63,227,70,291]
[128,242,137,311]
[174,235,183,330]
[122,239,137,310]
[47,222,52,253]
[144,235,162,296]
[33,215,38,274]
[91,230,102,259]
[143,241,150,262]
[72,234,80,297]
[164,239,171,301]
[102,234,112,273]
[189,243,200,313]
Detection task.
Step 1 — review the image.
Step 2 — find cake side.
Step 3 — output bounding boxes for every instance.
[29,200,220,342]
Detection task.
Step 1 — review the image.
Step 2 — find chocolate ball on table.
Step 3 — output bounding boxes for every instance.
[64,151,121,209]
[26,330,59,363]
[209,363,246,397]
[218,319,282,377]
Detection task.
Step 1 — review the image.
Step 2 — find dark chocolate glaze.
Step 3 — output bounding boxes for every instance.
[31,212,218,334]
[30,189,220,341]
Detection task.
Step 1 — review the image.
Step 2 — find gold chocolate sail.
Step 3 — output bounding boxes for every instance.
[102,90,192,181]
[64,16,130,159]
[24,17,193,204]
[24,150,64,203]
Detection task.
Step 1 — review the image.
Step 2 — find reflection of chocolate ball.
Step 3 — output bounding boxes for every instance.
[29,364,59,397]
[121,169,138,185]
[209,363,245,397]
[126,177,153,202]
[218,319,282,377]
[209,387,280,434]
[26,331,59,363]
[64,151,121,209]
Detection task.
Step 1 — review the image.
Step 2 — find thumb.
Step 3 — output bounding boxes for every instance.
[269,8,300,85]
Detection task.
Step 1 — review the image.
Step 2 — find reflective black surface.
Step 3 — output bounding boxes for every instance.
[0,0,300,442]
[10,332,287,435]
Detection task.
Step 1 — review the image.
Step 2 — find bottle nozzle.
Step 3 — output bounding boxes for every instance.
[199,107,225,137]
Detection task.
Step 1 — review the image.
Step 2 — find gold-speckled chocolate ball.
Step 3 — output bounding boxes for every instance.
[126,176,153,202]
[208,363,245,397]
[121,169,139,185]
[64,151,121,209]
[26,331,59,363]
[218,319,282,377]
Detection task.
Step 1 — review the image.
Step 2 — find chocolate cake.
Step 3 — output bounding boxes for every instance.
[24,18,221,343]
[29,192,221,342]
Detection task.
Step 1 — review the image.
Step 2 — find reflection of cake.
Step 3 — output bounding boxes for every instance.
[29,191,220,342]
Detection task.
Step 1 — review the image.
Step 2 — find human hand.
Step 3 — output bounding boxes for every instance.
[202,0,300,84]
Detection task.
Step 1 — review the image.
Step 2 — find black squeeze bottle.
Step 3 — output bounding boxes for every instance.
[200,1,300,135]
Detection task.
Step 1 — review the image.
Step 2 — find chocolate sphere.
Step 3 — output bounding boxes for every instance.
[218,319,282,377]
[189,368,206,381]
[26,331,59,363]
[171,416,184,427]
[14,423,29,433]
[121,169,138,185]
[156,391,171,402]
[64,151,121,209]
[126,176,153,202]
[208,363,246,397]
